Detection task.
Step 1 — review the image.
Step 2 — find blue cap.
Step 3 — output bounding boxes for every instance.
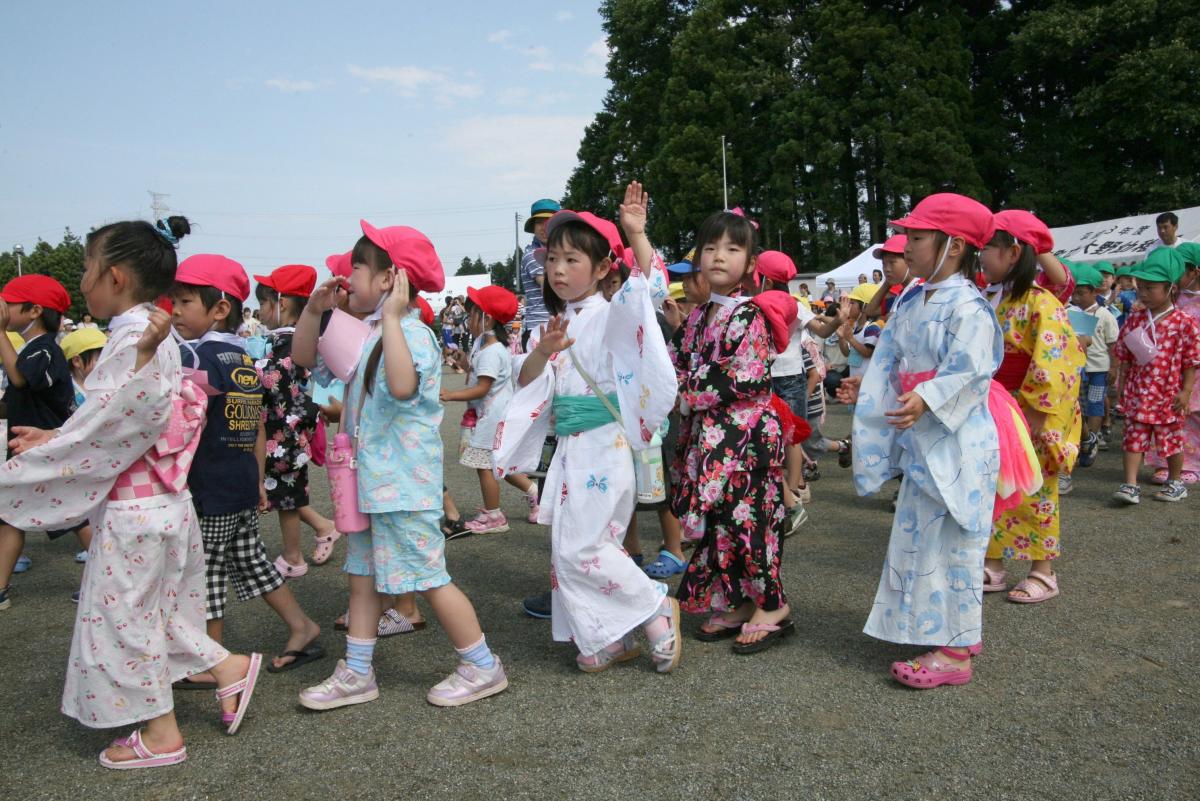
[525,198,562,233]
[666,261,695,276]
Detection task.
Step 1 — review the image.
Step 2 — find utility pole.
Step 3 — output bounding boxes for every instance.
[12,244,24,276]
[721,135,728,210]
[513,212,522,292]
[148,190,170,221]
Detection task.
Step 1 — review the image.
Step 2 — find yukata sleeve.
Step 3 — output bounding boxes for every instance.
[1018,292,1085,416]
[1183,317,1200,369]
[1035,269,1075,305]
[493,364,553,478]
[605,253,677,447]
[0,336,175,530]
[912,302,1002,432]
[682,305,772,412]
[849,313,903,494]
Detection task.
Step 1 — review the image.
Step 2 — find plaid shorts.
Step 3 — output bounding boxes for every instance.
[1079,371,1108,418]
[200,508,285,620]
[1123,419,1184,457]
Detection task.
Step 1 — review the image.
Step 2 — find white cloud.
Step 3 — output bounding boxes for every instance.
[487,29,512,44]
[264,78,331,93]
[442,114,592,194]
[496,86,574,107]
[575,38,609,77]
[347,64,482,101]
[555,11,573,22]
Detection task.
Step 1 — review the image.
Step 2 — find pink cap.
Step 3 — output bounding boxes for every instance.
[992,209,1054,254]
[755,250,797,284]
[890,193,995,249]
[325,250,352,279]
[544,210,626,265]
[360,220,445,293]
[176,254,250,302]
[751,290,798,353]
[872,234,908,259]
[414,295,435,327]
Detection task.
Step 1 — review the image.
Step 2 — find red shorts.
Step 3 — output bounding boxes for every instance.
[1123,419,1184,457]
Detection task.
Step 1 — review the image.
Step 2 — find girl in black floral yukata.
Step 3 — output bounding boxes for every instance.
[669,211,792,654]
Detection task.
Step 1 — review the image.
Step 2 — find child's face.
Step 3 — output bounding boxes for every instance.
[71,354,98,382]
[257,294,279,328]
[467,307,487,338]
[978,238,1021,285]
[79,251,124,319]
[699,233,753,294]
[170,287,227,340]
[1136,280,1173,311]
[600,270,624,301]
[1072,285,1098,308]
[5,303,38,333]
[1100,273,1115,291]
[905,229,964,281]
[1182,267,1200,291]
[544,242,609,304]
[681,271,710,304]
[1117,275,1135,291]
[347,263,393,315]
[881,254,909,284]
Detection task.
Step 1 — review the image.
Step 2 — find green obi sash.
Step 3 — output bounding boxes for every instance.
[553,394,621,436]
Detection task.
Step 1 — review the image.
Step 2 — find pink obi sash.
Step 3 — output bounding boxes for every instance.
[899,370,1042,521]
[109,379,209,502]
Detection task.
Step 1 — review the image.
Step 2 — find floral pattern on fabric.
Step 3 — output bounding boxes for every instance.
[1146,293,1200,478]
[670,300,787,613]
[1114,307,1200,426]
[255,332,319,511]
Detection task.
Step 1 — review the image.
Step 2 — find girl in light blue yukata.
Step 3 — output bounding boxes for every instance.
[839,193,1005,690]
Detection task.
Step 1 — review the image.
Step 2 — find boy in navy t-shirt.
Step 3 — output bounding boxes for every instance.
[0,275,77,610]
[171,255,322,677]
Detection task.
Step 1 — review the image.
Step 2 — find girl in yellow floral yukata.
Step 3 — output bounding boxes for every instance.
[979,210,1084,604]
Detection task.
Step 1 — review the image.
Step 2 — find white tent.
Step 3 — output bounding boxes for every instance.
[1051,206,1200,266]
[813,244,883,291]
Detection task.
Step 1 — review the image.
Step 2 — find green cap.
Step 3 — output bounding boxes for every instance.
[1092,261,1115,275]
[1175,241,1200,269]
[1069,261,1104,288]
[1128,246,1186,284]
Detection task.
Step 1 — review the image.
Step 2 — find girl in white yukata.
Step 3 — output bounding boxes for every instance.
[839,194,1010,689]
[0,217,262,769]
[495,182,681,673]
[441,284,539,535]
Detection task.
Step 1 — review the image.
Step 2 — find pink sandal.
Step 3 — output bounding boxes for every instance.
[273,555,308,579]
[216,653,262,735]
[98,729,187,770]
[1007,571,1059,604]
[310,529,342,565]
[891,647,973,689]
[983,566,1007,593]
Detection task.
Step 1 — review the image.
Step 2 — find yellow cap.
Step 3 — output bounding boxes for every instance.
[6,331,24,351]
[849,283,879,304]
[669,281,686,301]
[60,328,108,361]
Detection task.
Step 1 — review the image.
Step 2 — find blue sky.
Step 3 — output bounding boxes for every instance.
[0,1,610,287]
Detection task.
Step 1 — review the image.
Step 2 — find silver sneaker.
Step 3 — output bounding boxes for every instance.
[426,657,508,707]
[1112,484,1140,505]
[1153,480,1188,503]
[299,659,379,710]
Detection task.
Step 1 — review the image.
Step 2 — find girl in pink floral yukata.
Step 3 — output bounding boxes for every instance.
[0,217,262,770]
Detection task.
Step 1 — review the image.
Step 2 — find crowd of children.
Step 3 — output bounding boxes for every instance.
[0,187,1196,768]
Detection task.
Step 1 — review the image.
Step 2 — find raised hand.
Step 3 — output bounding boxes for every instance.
[382,269,411,319]
[535,315,575,356]
[662,298,684,331]
[835,375,862,406]
[306,277,346,317]
[619,181,649,236]
[0,298,10,330]
[136,308,172,356]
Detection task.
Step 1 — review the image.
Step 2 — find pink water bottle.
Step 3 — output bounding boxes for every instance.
[327,432,370,533]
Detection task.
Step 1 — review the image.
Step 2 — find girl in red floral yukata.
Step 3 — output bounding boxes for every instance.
[1112,247,1200,505]
[669,210,792,654]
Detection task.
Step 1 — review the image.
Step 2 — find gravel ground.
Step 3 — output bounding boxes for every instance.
[1,396,1196,801]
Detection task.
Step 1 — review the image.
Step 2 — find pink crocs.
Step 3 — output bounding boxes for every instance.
[891,647,973,689]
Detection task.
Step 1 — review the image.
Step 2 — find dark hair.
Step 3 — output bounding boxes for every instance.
[353,235,420,396]
[985,230,1035,299]
[1157,212,1179,227]
[74,346,104,369]
[172,283,243,334]
[254,283,304,320]
[694,211,758,285]
[19,302,62,334]
[542,220,612,315]
[932,231,982,285]
[464,298,510,346]
[85,216,190,301]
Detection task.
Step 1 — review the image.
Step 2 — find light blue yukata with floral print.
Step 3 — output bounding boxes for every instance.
[850,276,1002,647]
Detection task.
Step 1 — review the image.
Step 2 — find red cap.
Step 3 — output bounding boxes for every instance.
[992,210,1054,254]
[751,290,798,353]
[1,274,71,313]
[253,264,317,298]
[755,251,797,284]
[414,295,435,327]
[360,220,445,293]
[890,193,995,249]
[544,211,626,265]
[325,250,352,280]
[467,285,519,325]
[872,234,908,259]
[176,254,250,302]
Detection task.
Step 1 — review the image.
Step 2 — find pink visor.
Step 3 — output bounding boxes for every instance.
[360,220,445,293]
[890,193,995,249]
[872,234,908,259]
[176,254,250,302]
[992,209,1054,254]
[755,250,797,284]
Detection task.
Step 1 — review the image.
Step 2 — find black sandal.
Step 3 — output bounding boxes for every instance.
[732,619,795,654]
[441,516,471,540]
[837,439,853,468]
[266,643,326,674]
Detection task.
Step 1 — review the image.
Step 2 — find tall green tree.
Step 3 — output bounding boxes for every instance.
[0,230,88,321]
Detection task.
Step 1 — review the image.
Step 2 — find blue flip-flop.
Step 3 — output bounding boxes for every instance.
[643,550,686,579]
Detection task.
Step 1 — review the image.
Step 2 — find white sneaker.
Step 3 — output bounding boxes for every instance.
[299,659,379,710]
[75,550,88,564]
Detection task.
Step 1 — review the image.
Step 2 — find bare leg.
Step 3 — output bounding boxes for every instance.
[299,505,334,537]
[1123,450,1143,485]
[392,591,423,624]
[75,525,92,551]
[621,514,642,559]
[1167,452,1184,482]
[504,473,534,494]
[421,583,483,649]
[656,508,684,560]
[278,510,304,566]
[263,584,321,669]
[443,490,461,522]
[785,443,802,493]
[348,574,385,641]
[478,469,501,510]
[0,524,24,591]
